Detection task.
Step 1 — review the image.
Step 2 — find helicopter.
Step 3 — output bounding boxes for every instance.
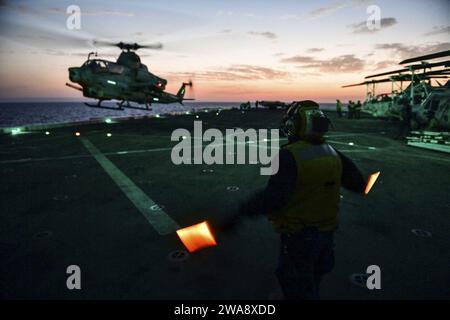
[66,41,194,110]
[342,50,450,131]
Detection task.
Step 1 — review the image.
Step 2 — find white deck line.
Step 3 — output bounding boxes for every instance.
[80,137,180,235]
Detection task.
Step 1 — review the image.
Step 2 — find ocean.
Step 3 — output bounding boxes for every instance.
[0,101,335,128]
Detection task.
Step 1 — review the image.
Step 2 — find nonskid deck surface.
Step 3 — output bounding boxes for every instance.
[1,109,449,299]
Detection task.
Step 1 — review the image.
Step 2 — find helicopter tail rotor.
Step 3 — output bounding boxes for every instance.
[176,80,195,102]
[188,80,194,98]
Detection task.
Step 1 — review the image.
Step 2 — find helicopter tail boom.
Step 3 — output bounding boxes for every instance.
[176,81,193,100]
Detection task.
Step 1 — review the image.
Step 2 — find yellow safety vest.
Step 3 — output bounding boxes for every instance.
[269,140,342,233]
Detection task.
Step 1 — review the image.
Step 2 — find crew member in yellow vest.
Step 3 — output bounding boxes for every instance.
[237,100,366,299]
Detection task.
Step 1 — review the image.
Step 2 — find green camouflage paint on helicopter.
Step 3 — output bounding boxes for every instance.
[66,42,193,110]
[343,50,450,131]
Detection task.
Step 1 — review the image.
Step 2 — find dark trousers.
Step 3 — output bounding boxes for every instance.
[276,228,335,300]
[396,119,411,139]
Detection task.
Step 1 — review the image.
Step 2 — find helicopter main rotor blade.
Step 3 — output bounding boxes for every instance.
[0,14,163,52]
[365,68,409,79]
[342,79,392,88]
[92,40,163,50]
[342,82,366,88]
[403,60,450,70]
[399,50,450,65]
[137,43,163,50]
[365,60,450,79]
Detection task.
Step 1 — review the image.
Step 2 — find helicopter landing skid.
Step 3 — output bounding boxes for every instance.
[118,100,152,111]
[85,100,124,110]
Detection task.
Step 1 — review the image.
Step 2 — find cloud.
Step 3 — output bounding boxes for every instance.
[310,2,348,18]
[0,1,40,15]
[374,42,450,60]
[0,2,134,16]
[309,0,370,19]
[306,48,325,53]
[278,14,303,20]
[248,31,277,39]
[220,29,232,33]
[349,17,398,34]
[281,56,317,64]
[281,54,365,73]
[373,60,397,70]
[424,25,450,36]
[167,65,289,81]
[216,10,262,19]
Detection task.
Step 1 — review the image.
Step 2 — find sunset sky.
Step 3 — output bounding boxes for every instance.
[0,0,449,102]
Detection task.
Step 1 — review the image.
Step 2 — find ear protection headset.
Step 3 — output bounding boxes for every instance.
[283,104,300,138]
[282,100,324,139]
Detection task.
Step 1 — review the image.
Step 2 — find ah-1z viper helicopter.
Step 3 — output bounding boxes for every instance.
[342,49,450,130]
[66,41,193,110]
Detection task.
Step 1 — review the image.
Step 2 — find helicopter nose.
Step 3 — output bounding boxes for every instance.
[69,67,81,82]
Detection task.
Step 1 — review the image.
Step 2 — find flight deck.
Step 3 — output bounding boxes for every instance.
[1,108,449,299]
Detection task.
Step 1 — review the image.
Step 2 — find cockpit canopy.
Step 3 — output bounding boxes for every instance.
[83,59,124,75]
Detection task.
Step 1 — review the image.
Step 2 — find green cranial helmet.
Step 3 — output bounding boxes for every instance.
[282,100,330,139]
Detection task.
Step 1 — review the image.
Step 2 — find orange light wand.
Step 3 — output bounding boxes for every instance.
[365,171,380,195]
[176,221,217,253]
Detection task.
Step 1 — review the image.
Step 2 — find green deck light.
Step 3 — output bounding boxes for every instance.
[107,133,112,137]
[155,114,160,118]
[45,131,50,135]
[153,97,160,101]
[107,80,116,85]
[11,128,22,135]
[105,118,112,124]
[348,142,354,146]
